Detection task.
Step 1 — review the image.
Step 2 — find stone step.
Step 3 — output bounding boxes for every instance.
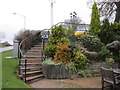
[34,45,42,47]
[25,55,42,58]
[22,70,43,75]
[20,58,43,63]
[20,66,42,70]
[21,58,41,61]
[24,74,44,81]
[24,57,43,60]
[28,49,42,52]
[31,47,43,50]
[36,43,42,45]
[21,62,41,65]
[21,58,43,61]
[25,52,41,55]
[19,42,46,83]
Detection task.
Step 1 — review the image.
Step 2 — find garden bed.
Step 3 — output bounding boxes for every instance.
[42,64,69,79]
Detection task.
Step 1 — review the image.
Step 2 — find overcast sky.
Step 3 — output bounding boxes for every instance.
[0,0,92,44]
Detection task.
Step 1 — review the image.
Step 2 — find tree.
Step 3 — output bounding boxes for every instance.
[88,0,120,23]
[99,18,114,44]
[89,2,101,34]
[64,11,82,31]
[99,1,120,23]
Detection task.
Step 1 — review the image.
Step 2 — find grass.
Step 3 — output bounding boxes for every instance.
[1,50,32,89]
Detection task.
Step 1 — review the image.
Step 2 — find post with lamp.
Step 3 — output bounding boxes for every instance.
[13,13,26,31]
[13,13,27,58]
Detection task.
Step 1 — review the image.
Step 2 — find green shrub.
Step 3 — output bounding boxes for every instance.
[59,37,70,45]
[48,25,66,44]
[99,46,110,60]
[99,22,120,44]
[99,18,114,44]
[73,49,89,69]
[65,27,76,42]
[77,34,104,52]
[105,57,114,69]
[65,62,77,75]
[14,30,31,42]
[45,25,67,58]
[78,70,92,78]
[111,23,120,34]
[44,44,56,57]
[43,58,61,65]
[111,23,120,41]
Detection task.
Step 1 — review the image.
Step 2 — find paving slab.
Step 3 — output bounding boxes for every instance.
[29,77,102,89]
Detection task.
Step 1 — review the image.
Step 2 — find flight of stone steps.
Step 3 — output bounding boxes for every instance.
[20,43,45,83]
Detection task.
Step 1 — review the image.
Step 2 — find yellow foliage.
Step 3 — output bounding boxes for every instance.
[54,43,72,63]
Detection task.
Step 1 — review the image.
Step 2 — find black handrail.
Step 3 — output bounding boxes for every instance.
[19,36,28,82]
[49,22,89,30]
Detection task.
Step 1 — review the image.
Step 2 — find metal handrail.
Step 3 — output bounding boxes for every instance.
[49,22,89,30]
[18,31,42,82]
[19,36,31,82]
[18,30,49,82]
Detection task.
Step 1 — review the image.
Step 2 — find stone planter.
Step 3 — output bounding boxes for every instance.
[42,64,69,79]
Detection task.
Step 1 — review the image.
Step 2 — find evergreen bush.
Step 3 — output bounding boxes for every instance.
[89,2,101,35]
[73,49,89,69]
[44,44,56,57]
[111,23,120,41]
[45,25,67,58]
[99,18,114,44]
[77,34,104,52]
[48,25,66,44]
[99,46,110,60]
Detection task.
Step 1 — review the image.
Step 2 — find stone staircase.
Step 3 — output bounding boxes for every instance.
[20,43,45,83]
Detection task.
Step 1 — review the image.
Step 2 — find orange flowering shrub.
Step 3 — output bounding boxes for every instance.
[54,43,72,63]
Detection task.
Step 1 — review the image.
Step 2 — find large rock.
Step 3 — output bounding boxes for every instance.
[106,41,120,50]
[84,51,99,59]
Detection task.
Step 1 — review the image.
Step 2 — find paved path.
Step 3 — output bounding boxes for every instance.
[0,46,13,52]
[29,77,102,88]
[65,77,101,88]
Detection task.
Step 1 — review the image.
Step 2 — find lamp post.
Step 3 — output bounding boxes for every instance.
[49,0,55,27]
[13,13,26,30]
